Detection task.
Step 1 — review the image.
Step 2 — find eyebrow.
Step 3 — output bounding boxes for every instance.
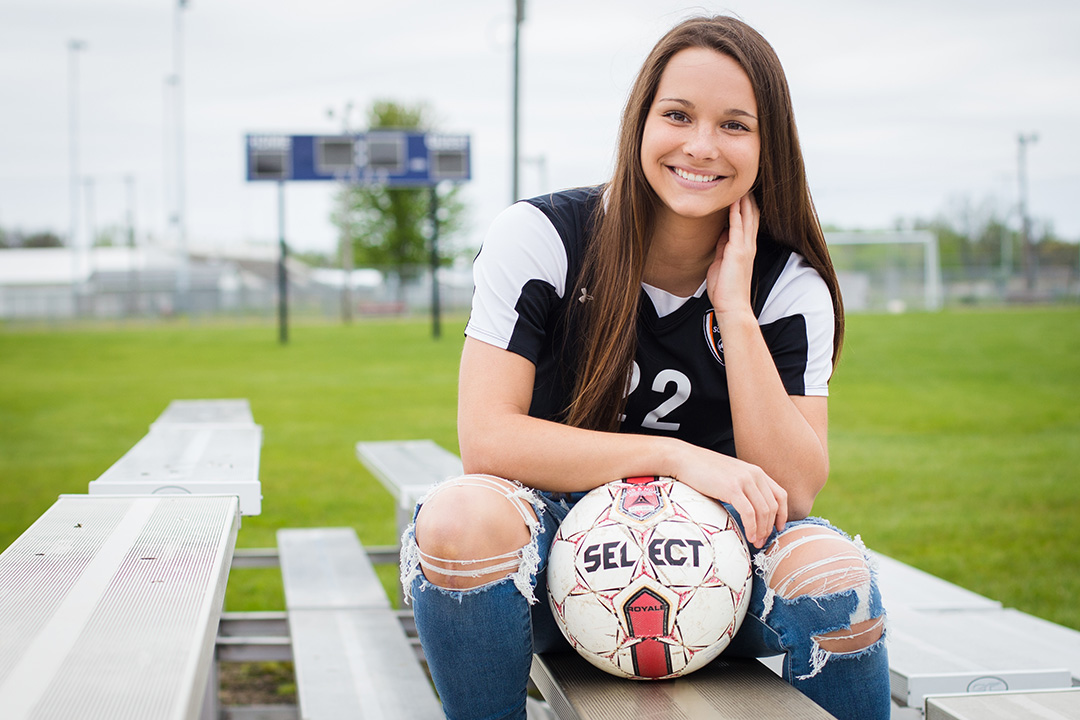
[656,97,758,120]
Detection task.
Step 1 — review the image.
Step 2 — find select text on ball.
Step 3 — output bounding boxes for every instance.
[582,538,705,572]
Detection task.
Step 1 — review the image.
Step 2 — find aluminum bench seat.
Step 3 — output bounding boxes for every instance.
[886,602,1078,710]
[90,421,263,516]
[151,398,257,428]
[277,527,442,719]
[0,494,239,720]
[926,687,1080,720]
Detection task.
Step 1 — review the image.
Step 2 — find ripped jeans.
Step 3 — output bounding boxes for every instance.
[401,478,890,720]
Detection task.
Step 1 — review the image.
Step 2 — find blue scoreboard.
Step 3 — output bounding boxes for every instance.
[245,132,470,186]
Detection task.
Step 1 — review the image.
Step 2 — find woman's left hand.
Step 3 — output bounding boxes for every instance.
[706,193,759,317]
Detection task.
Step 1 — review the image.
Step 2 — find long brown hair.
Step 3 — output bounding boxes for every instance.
[565,15,844,432]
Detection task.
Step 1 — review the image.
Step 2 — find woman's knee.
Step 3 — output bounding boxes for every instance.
[413,475,539,591]
[760,524,884,653]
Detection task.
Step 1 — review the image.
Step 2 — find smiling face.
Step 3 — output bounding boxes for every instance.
[640,46,760,229]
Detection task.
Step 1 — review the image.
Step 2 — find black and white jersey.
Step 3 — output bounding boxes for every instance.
[466,186,834,458]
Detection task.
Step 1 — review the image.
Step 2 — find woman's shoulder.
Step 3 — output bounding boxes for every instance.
[519,185,604,241]
[524,185,605,207]
[757,247,833,327]
[485,185,602,243]
[480,185,603,284]
[467,188,604,356]
[475,187,602,304]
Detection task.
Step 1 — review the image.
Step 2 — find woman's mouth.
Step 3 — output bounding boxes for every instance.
[672,167,721,183]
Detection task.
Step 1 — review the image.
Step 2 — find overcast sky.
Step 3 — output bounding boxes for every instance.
[2,0,1078,256]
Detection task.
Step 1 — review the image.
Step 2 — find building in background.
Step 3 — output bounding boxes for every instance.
[0,244,474,321]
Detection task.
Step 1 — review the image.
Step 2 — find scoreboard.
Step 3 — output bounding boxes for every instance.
[245,132,470,186]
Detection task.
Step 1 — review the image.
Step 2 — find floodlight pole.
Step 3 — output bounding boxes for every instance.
[429,185,441,340]
[328,102,356,324]
[522,154,547,195]
[511,0,525,203]
[277,180,289,345]
[125,174,138,316]
[83,177,95,253]
[125,175,136,249]
[173,0,190,313]
[68,39,86,314]
[1018,133,1038,294]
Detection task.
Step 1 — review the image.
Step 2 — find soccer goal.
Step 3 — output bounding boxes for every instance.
[825,231,943,312]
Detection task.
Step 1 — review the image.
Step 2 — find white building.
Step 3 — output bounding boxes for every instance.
[0,246,275,319]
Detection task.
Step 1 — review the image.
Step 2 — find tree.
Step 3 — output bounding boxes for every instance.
[0,228,64,248]
[331,101,467,298]
[906,194,1078,284]
[24,231,63,248]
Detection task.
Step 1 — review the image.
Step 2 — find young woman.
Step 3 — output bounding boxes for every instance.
[401,15,890,720]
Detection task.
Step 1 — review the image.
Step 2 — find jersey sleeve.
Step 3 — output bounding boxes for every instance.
[757,253,835,396]
[464,201,569,363]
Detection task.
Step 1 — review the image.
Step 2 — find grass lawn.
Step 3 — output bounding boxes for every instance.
[822,307,1080,629]
[1,307,1078,630]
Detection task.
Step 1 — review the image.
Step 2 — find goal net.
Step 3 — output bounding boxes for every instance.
[825,231,943,312]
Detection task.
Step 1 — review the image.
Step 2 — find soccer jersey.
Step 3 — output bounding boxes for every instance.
[465,186,834,458]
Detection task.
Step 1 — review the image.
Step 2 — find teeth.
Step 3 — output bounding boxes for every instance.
[674,167,719,183]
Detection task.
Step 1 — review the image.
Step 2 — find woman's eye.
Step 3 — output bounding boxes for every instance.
[663,110,691,123]
[722,120,750,132]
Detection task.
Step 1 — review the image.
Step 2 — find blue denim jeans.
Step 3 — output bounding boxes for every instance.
[402,487,890,720]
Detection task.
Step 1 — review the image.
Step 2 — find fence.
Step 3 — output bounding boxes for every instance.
[0,265,475,322]
[1,262,1076,323]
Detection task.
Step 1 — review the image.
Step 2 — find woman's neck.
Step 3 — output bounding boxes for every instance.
[643,210,727,296]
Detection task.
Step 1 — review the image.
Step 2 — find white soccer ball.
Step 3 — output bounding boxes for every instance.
[547,476,753,679]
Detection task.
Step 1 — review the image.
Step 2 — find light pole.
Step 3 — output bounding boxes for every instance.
[522,154,547,196]
[125,174,138,316]
[429,185,441,340]
[83,177,96,250]
[1018,133,1038,294]
[328,102,356,324]
[511,0,525,204]
[173,0,190,312]
[68,39,86,313]
[125,175,136,249]
[277,180,288,345]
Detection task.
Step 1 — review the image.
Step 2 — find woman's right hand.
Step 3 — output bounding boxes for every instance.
[671,442,787,548]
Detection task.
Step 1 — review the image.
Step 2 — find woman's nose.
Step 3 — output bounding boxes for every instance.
[684,126,720,160]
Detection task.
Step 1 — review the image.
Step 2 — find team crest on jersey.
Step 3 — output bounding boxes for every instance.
[703,310,725,365]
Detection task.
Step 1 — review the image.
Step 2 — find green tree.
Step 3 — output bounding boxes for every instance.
[907,196,1078,283]
[20,231,64,248]
[331,101,467,298]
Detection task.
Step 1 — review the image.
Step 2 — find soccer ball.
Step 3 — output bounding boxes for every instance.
[547,476,753,680]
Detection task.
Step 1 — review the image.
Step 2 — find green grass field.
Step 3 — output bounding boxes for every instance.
[2,308,1078,630]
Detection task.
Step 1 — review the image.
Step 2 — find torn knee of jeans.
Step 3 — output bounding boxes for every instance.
[755,524,875,619]
[814,614,886,652]
[753,522,887,679]
[399,476,546,606]
[800,616,887,680]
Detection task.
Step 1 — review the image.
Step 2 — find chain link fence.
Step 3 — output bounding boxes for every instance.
[1,256,1076,323]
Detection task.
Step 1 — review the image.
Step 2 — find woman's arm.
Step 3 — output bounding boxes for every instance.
[707,194,830,519]
[712,312,829,518]
[457,336,788,547]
